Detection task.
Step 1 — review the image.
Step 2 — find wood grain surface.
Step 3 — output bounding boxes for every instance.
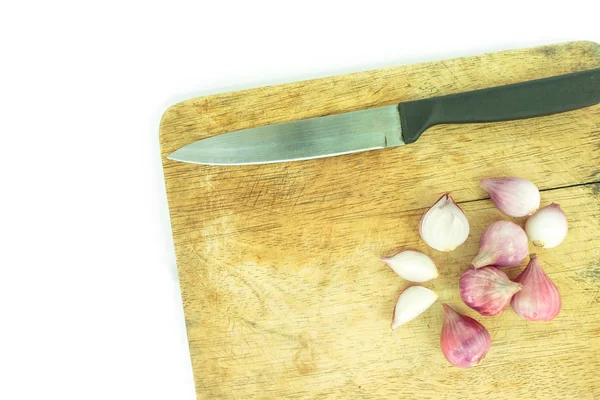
[160,41,600,399]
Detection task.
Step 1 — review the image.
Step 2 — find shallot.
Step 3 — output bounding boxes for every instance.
[391,286,437,330]
[441,304,491,368]
[419,193,470,252]
[510,254,561,321]
[480,177,540,217]
[525,203,568,248]
[471,221,528,268]
[380,250,439,282]
[460,266,522,316]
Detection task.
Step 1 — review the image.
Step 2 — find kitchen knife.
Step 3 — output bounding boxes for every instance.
[167,67,600,166]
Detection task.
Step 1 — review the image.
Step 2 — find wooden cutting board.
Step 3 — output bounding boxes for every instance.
[160,41,600,399]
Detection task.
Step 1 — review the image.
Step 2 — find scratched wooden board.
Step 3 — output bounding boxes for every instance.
[160,41,600,399]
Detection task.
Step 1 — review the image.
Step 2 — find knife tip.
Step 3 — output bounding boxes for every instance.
[166,148,185,162]
[166,148,212,165]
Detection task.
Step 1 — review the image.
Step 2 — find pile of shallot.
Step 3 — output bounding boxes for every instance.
[380,177,567,368]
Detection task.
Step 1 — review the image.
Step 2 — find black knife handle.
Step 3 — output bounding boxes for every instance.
[398,67,600,144]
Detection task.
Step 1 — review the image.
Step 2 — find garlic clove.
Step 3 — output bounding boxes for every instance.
[419,193,470,252]
[471,221,528,268]
[441,304,491,368]
[480,177,540,218]
[380,250,439,283]
[510,254,561,321]
[459,266,522,316]
[525,203,568,248]
[391,286,438,330]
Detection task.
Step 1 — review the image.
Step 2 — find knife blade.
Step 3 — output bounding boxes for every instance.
[167,67,600,166]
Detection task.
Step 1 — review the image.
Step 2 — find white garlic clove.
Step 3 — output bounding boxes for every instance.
[525,203,568,248]
[419,193,470,252]
[391,286,438,330]
[380,250,439,282]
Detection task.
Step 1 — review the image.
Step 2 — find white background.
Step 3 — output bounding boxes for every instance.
[1,1,598,399]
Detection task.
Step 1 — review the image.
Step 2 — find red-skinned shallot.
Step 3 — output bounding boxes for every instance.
[510,254,561,321]
[471,221,528,269]
[441,304,491,368]
[480,177,540,217]
[460,266,522,316]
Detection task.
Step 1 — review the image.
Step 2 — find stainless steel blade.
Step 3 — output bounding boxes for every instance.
[167,105,404,165]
